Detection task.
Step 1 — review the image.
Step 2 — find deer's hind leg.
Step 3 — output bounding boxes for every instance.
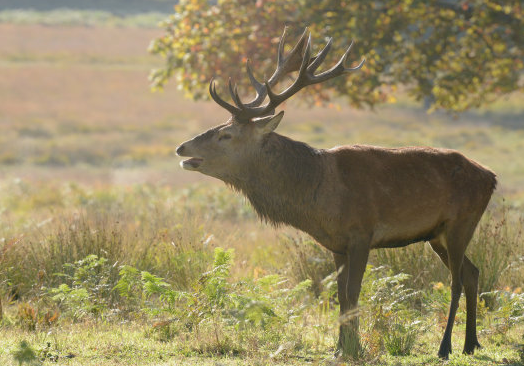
[430,229,481,358]
[461,256,482,354]
[430,234,464,359]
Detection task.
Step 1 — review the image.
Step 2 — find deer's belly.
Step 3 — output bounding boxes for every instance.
[370,216,444,249]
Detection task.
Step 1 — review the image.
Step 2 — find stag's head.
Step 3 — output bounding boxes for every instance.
[176,27,364,181]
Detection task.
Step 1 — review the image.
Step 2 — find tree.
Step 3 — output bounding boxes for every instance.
[149,0,523,112]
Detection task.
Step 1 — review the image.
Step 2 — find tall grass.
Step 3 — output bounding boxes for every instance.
[1,179,523,363]
[281,234,335,297]
[1,179,522,303]
[0,182,242,300]
[373,205,524,294]
[468,208,524,294]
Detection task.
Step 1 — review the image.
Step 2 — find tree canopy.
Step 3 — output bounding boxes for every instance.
[149,0,523,112]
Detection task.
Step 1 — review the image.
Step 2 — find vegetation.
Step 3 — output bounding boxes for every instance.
[150,0,524,112]
[0,9,167,27]
[0,0,174,14]
[0,10,523,366]
[1,180,523,365]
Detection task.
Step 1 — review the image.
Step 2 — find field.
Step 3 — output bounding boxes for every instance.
[0,15,523,366]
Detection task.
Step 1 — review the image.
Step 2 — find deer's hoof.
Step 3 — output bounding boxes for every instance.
[463,340,482,355]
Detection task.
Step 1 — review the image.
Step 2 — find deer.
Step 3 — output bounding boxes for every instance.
[175,27,497,359]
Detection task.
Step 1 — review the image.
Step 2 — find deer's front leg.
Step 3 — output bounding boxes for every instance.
[333,244,370,358]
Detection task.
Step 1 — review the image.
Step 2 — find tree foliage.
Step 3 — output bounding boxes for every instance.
[149,0,523,111]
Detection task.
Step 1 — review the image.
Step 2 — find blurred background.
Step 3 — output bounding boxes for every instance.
[0,1,523,364]
[0,0,174,13]
[0,0,522,198]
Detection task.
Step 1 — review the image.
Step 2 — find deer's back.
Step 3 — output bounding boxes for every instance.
[325,145,496,248]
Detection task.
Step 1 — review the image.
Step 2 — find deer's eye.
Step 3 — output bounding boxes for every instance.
[218,133,232,141]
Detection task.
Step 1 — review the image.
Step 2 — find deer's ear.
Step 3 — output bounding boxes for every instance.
[254,111,284,135]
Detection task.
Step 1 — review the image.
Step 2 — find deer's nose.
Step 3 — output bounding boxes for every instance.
[176,145,185,156]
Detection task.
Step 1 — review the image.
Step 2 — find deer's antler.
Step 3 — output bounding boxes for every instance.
[209,27,365,121]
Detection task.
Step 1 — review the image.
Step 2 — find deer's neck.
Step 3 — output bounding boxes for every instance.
[229,133,325,228]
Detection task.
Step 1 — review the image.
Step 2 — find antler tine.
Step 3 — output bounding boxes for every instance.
[307,37,333,74]
[246,59,265,95]
[276,26,288,68]
[264,80,278,104]
[313,40,365,83]
[244,59,267,108]
[346,56,366,71]
[336,40,358,73]
[342,41,367,71]
[273,27,310,76]
[298,32,312,76]
[209,78,241,115]
[228,78,246,110]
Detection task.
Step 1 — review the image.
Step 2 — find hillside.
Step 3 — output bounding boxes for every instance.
[0,0,175,14]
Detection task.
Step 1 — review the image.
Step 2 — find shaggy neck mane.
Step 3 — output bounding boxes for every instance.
[227,133,324,228]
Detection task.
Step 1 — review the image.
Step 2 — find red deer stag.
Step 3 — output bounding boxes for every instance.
[176,27,497,359]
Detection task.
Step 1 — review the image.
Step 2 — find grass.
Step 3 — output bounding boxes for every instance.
[0,18,523,366]
[1,181,523,365]
[0,273,522,366]
[0,9,168,28]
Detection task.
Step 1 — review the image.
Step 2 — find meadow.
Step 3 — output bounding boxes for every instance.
[0,14,523,366]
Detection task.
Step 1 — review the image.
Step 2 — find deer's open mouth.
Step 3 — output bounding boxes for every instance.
[181,157,204,170]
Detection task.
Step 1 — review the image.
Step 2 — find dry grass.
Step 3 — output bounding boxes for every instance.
[0,23,162,60]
